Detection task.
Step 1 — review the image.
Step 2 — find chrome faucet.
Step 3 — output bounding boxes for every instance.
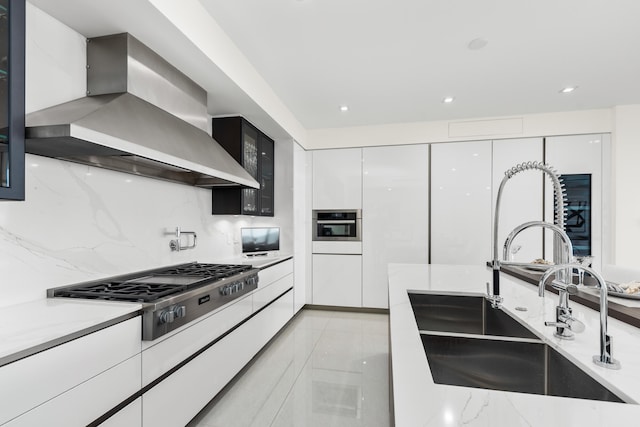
[491,162,567,299]
[504,221,580,339]
[540,264,621,370]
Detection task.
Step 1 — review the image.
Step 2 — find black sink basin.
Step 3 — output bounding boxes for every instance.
[408,292,538,339]
[421,333,625,403]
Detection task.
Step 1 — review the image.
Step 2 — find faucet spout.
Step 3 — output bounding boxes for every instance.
[540,264,621,370]
[492,161,567,298]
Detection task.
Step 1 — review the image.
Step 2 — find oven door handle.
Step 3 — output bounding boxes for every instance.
[316,220,356,224]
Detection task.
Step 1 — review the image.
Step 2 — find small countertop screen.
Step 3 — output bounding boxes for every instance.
[241,227,280,253]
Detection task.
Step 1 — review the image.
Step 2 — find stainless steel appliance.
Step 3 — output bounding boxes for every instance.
[25,33,258,189]
[312,209,362,241]
[48,263,258,340]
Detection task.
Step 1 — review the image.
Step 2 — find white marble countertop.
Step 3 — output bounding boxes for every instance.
[0,299,141,366]
[389,264,640,426]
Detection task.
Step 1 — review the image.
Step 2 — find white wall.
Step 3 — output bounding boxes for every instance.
[0,5,293,307]
[306,110,612,150]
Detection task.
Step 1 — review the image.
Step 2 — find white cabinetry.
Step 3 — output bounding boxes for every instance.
[312,254,362,307]
[362,144,429,308]
[0,317,141,426]
[254,259,294,312]
[431,140,493,265]
[141,260,294,427]
[544,134,608,270]
[101,398,142,427]
[142,290,294,427]
[312,148,362,209]
[492,138,544,263]
[141,294,253,387]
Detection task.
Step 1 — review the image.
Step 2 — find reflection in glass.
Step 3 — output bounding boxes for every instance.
[561,174,592,256]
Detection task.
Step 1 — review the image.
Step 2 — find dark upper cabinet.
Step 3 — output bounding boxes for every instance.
[212,117,274,216]
[0,0,25,201]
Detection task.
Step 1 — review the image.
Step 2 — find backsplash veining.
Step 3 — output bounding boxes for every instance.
[0,154,290,307]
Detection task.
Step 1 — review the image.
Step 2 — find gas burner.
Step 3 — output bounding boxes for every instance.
[56,281,187,302]
[155,263,252,281]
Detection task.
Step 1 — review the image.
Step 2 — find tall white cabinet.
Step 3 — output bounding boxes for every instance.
[311,148,364,307]
[362,145,429,308]
[430,140,493,265]
[492,138,544,263]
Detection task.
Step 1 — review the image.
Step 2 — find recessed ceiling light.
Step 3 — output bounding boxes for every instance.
[468,38,488,50]
[340,105,349,112]
[442,97,455,104]
[560,86,578,94]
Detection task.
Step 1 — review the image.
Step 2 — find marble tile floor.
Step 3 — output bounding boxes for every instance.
[189,309,391,427]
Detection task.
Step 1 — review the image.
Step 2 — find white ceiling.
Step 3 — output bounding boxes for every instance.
[200,0,640,129]
[27,0,640,136]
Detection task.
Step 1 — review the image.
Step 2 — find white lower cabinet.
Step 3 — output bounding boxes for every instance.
[0,317,141,426]
[312,254,362,307]
[141,293,254,387]
[101,398,142,427]
[255,259,294,312]
[142,290,294,427]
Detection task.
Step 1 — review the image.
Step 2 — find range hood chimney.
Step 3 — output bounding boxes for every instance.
[25,33,259,189]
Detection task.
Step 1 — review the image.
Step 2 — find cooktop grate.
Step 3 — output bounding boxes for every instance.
[56,281,188,302]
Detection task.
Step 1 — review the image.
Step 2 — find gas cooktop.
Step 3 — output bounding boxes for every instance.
[48,262,259,340]
[51,263,253,302]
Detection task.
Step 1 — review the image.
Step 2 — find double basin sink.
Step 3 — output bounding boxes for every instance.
[409,292,627,403]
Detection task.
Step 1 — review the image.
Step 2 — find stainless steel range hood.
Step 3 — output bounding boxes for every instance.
[25,33,259,189]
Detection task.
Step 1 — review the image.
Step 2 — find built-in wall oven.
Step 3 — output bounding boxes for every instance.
[312,209,362,241]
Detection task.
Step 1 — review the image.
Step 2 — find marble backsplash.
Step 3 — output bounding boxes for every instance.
[0,153,292,307]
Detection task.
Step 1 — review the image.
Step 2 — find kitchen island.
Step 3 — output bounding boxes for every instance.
[389,264,640,426]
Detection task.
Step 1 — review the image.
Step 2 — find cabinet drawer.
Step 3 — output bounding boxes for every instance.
[253,273,293,312]
[5,355,141,427]
[141,293,253,386]
[142,290,294,427]
[101,397,142,427]
[0,317,140,425]
[259,259,293,287]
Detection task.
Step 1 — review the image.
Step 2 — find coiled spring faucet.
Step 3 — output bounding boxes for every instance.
[490,161,568,301]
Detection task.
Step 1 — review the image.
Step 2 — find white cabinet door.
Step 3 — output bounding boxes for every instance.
[312,254,362,307]
[544,134,608,270]
[431,141,492,265]
[362,144,429,308]
[312,148,362,209]
[492,138,544,264]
